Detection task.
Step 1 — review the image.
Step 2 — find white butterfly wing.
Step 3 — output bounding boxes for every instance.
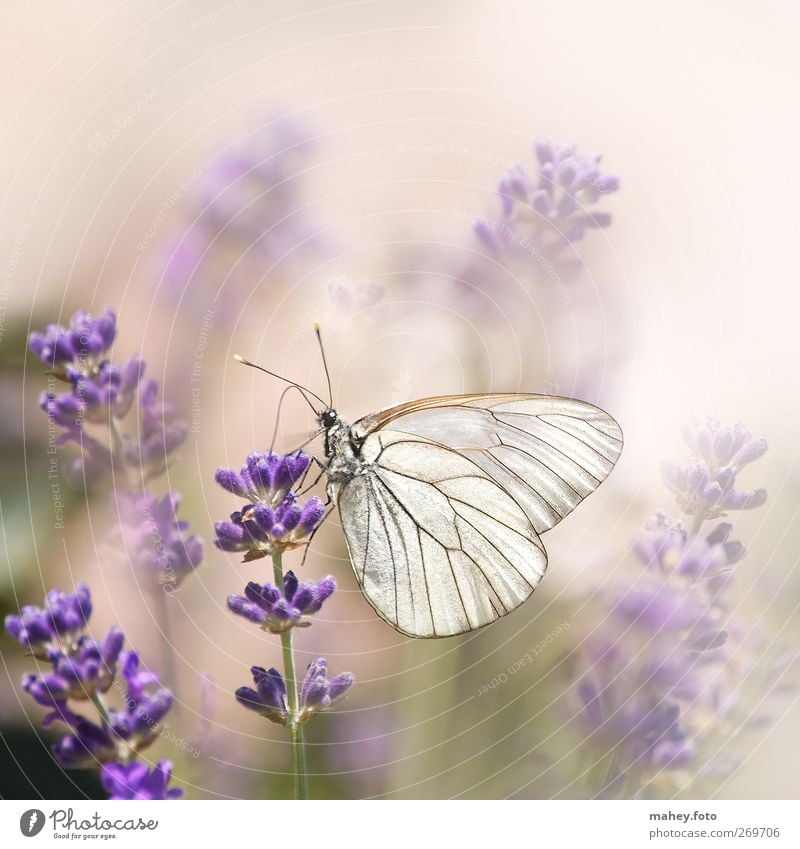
[339,394,622,637]
[338,430,547,637]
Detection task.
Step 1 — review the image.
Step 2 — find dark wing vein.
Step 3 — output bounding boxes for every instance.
[535,415,618,461]
[454,520,509,615]
[491,413,601,482]
[453,508,536,591]
[487,441,580,508]
[417,524,437,637]
[368,476,399,625]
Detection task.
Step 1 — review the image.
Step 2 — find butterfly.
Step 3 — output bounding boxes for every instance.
[237,329,623,638]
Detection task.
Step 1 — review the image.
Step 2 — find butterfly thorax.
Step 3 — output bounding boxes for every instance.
[322,416,367,500]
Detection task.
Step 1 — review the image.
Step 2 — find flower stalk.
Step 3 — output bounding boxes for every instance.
[273,550,307,800]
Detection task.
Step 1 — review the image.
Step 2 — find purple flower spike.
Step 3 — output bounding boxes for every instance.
[52,715,118,768]
[5,584,93,655]
[573,418,783,798]
[118,491,203,589]
[217,451,311,506]
[214,451,325,559]
[227,571,336,633]
[235,666,289,725]
[24,627,126,702]
[663,419,768,521]
[477,139,619,277]
[101,759,183,800]
[28,308,117,370]
[298,657,354,721]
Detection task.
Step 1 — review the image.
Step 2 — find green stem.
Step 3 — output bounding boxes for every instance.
[152,586,181,719]
[689,513,705,537]
[272,550,308,800]
[90,690,111,727]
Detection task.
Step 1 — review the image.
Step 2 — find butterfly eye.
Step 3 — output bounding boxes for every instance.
[321,410,338,428]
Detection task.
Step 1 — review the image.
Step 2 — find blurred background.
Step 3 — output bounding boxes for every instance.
[1,0,799,799]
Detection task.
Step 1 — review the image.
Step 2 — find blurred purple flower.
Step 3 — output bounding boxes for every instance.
[117,490,204,589]
[662,418,767,520]
[121,379,188,479]
[574,419,778,797]
[22,629,124,702]
[227,570,335,633]
[29,308,117,372]
[474,139,619,279]
[30,308,187,487]
[102,759,183,800]
[48,650,174,769]
[156,116,326,314]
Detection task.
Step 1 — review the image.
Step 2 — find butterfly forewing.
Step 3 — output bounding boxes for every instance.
[354,394,623,534]
[337,393,622,637]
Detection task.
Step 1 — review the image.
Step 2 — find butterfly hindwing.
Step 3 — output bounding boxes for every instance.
[338,430,547,638]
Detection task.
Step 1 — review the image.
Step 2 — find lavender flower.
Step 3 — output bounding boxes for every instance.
[235,666,289,725]
[29,308,184,486]
[214,451,324,560]
[474,139,619,276]
[5,584,92,656]
[29,308,202,589]
[215,451,311,506]
[42,650,173,768]
[22,629,124,702]
[573,420,776,797]
[118,490,204,588]
[215,446,351,798]
[663,418,767,519]
[121,380,188,479]
[101,760,183,800]
[214,496,325,560]
[227,571,335,632]
[156,116,325,316]
[235,658,353,726]
[29,308,117,372]
[5,584,178,792]
[298,658,354,721]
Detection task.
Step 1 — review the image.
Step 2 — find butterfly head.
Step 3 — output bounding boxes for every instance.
[319,408,339,429]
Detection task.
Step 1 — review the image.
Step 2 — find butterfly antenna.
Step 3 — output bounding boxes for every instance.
[314,321,334,408]
[233,354,326,414]
[268,384,310,453]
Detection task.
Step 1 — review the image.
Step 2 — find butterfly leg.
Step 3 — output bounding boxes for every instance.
[297,456,328,496]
